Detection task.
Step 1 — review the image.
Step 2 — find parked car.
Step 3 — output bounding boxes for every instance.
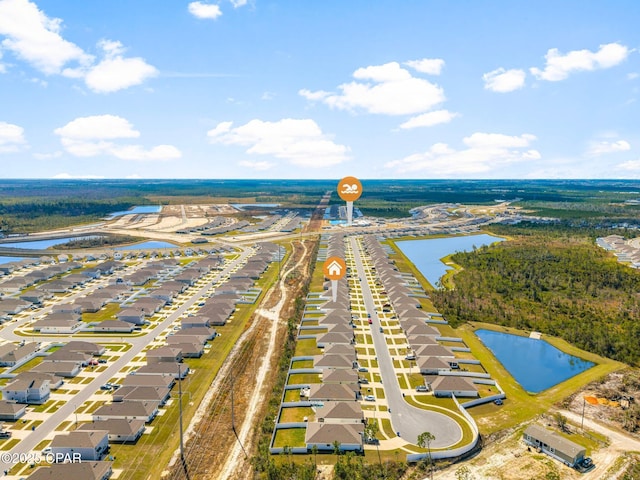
[358,377,369,384]
[358,366,368,372]
[0,431,11,439]
[416,385,428,392]
[98,359,107,364]
[368,318,372,325]
[364,395,375,401]
[100,384,112,391]
[379,327,383,333]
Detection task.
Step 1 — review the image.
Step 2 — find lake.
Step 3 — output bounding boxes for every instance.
[396,234,504,287]
[0,256,24,265]
[475,329,594,393]
[0,236,98,250]
[108,205,161,217]
[115,241,178,250]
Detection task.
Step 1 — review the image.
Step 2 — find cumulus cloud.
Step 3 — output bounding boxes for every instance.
[399,110,459,129]
[530,42,630,81]
[83,40,158,93]
[54,115,181,161]
[188,2,222,20]
[299,61,445,116]
[207,118,350,168]
[0,120,26,153]
[405,58,445,75]
[0,0,156,92]
[230,0,248,7]
[386,132,539,176]
[617,160,640,171]
[238,160,274,171]
[586,139,631,157]
[483,68,526,92]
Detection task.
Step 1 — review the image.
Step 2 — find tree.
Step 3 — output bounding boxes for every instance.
[311,444,318,470]
[364,419,382,468]
[455,465,475,480]
[417,431,436,480]
[554,412,568,433]
[333,440,341,464]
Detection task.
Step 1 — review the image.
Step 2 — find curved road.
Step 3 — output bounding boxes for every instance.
[350,237,463,449]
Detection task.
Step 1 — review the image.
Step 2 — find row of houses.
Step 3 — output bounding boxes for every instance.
[597,234,640,268]
[363,235,482,398]
[1,341,105,406]
[299,234,366,452]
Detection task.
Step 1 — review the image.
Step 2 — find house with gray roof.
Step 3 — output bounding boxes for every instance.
[92,401,158,423]
[523,424,587,467]
[315,401,364,424]
[78,418,145,443]
[308,383,357,402]
[430,376,479,398]
[305,423,364,452]
[26,461,112,480]
[51,430,109,461]
[0,400,27,420]
[2,377,50,404]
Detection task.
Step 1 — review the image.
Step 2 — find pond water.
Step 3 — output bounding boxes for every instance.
[0,256,24,265]
[475,329,594,393]
[232,203,280,210]
[108,205,161,217]
[115,241,178,250]
[396,234,504,287]
[0,236,98,250]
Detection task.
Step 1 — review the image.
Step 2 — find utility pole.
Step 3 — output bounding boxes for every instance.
[178,364,184,461]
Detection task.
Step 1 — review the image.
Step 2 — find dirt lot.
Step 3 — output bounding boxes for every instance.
[434,370,640,480]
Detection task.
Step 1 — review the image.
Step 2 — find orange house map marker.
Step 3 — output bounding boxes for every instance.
[323,256,346,302]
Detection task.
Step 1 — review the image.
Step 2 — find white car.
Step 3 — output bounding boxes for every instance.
[364,395,375,401]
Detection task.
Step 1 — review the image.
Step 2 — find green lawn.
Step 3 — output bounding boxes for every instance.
[273,428,307,448]
[294,338,322,357]
[288,373,321,385]
[279,407,314,423]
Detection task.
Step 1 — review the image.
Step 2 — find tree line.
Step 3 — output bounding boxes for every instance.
[432,227,640,366]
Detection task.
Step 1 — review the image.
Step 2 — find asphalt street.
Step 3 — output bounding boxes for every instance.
[349,236,463,449]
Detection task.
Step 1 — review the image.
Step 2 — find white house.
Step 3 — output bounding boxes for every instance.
[51,430,109,461]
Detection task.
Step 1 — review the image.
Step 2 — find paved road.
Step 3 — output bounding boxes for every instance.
[349,237,463,449]
[0,246,253,473]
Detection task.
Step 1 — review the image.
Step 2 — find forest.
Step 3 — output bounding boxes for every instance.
[431,225,640,366]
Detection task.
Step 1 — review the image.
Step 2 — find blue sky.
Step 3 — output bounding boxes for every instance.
[0,0,639,179]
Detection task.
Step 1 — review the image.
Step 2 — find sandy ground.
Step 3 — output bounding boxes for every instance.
[218,240,309,479]
[432,408,640,480]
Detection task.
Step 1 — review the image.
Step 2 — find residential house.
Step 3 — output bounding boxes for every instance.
[2,378,50,404]
[26,461,113,480]
[92,401,158,423]
[523,424,587,467]
[305,423,364,452]
[51,430,109,461]
[78,419,145,443]
[0,400,27,420]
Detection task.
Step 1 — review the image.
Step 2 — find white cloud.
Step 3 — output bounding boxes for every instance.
[188,2,222,20]
[530,42,630,82]
[483,68,526,92]
[300,61,445,116]
[405,58,445,75]
[238,160,274,171]
[52,173,104,179]
[207,118,350,168]
[0,0,93,74]
[0,48,6,73]
[628,72,639,80]
[33,151,62,160]
[76,39,157,93]
[54,115,181,161]
[386,132,539,175]
[230,0,248,7]
[54,114,140,140]
[399,110,459,129]
[0,120,26,153]
[0,1,156,92]
[84,54,158,93]
[617,160,640,171]
[586,140,631,157]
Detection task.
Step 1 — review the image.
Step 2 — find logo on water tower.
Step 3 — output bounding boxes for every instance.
[337,176,362,202]
[323,256,346,280]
